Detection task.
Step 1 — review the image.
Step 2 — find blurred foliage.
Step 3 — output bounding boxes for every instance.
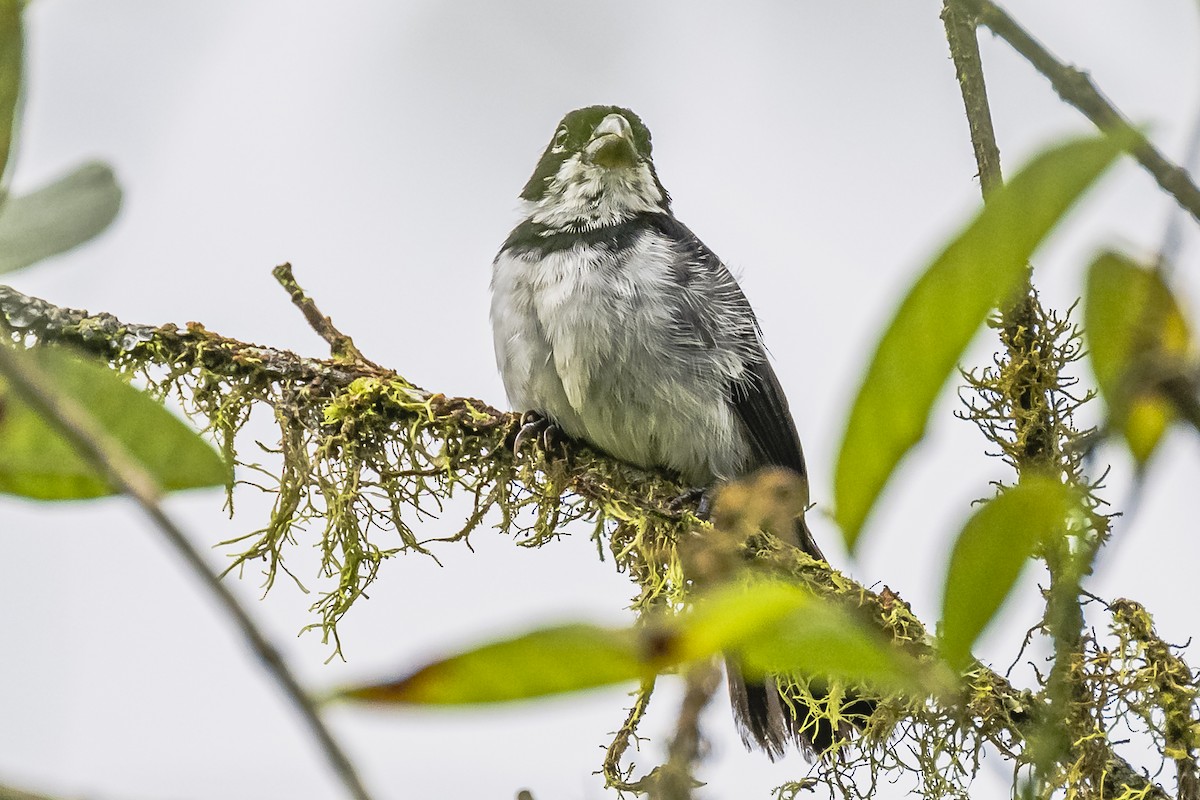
[938,477,1075,671]
[0,0,20,183]
[1085,251,1198,466]
[0,344,228,498]
[0,3,200,501]
[834,133,1124,552]
[0,161,122,274]
[339,623,649,706]
[336,576,946,707]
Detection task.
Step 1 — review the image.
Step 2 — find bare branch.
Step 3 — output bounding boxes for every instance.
[963,0,1200,227]
[655,661,721,800]
[941,0,1004,197]
[273,262,381,368]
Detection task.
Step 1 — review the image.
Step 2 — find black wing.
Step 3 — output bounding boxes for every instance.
[646,213,809,480]
[731,356,826,557]
[646,214,820,555]
[646,218,853,755]
[731,356,807,479]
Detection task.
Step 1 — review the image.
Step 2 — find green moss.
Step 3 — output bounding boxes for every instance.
[2,286,1191,800]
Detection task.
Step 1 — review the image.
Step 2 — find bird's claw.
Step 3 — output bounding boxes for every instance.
[513,411,545,455]
[670,486,712,520]
[512,410,566,459]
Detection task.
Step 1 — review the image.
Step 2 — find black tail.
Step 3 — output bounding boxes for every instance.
[726,663,876,759]
[726,515,876,759]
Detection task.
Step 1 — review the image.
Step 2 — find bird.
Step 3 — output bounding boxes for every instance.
[489,105,870,759]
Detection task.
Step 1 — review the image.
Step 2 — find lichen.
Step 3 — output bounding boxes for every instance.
[1,284,1191,800]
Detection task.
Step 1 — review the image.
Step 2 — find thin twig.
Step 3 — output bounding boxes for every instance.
[940,5,1170,798]
[1159,108,1200,271]
[1158,55,1200,273]
[941,0,1004,197]
[273,262,380,368]
[963,0,1200,227]
[653,661,720,800]
[602,678,657,790]
[0,342,376,800]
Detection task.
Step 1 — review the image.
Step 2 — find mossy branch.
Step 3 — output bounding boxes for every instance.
[0,281,1186,799]
[0,316,374,800]
[0,281,697,648]
[602,679,658,791]
[943,4,1194,799]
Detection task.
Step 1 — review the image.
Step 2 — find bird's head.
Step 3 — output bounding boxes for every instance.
[520,106,671,231]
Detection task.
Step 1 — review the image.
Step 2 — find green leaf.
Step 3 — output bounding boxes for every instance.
[336,581,950,708]
[681,581,949,697]
[834,134,1126,552]
[0,346,230,499]
[939,477,1075,670]
[337,624,648,705]
[0,161,122,274]
[1084,252,1193,465]
[0,0,20,181]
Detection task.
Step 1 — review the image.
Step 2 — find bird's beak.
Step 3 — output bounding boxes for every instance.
[585,113,639,169]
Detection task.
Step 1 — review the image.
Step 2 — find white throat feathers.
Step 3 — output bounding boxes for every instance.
[528,152,665,232]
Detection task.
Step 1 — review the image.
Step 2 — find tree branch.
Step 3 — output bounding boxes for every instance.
[653,661,720,800]
[941,4,1173,798]
[0,282,678,524]
[602,678,657,791]
[0,338,375,800]
[272,262,380,369]
[0,283,1175,799]
[962,0,1200,226]
[941,0,1004,196]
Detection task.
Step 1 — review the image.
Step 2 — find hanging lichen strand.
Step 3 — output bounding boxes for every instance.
[0,284,1025,800]
[3,264,1193,800]
[0,285,702,652]
[937,2,1180,793]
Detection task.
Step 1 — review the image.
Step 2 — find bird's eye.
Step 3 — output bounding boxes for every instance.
[552,128,569,151]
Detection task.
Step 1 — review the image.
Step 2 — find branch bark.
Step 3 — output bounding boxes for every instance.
[647,663,719,800]
[941,0,1004,197]
[963,0,1200,226]
[0,283,1174,799]
[942,3,1173,799]
[273,262,381,369]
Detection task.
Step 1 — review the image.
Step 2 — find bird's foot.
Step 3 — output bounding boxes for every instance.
[669,486,713,520]
[512,410,567,459]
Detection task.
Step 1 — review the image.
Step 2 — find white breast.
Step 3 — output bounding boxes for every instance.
[490,230,751,484]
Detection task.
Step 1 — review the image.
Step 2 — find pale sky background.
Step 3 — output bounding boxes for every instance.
[1,2,1198,799]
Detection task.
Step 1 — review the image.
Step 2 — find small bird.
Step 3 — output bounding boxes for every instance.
[490,105,868,758]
